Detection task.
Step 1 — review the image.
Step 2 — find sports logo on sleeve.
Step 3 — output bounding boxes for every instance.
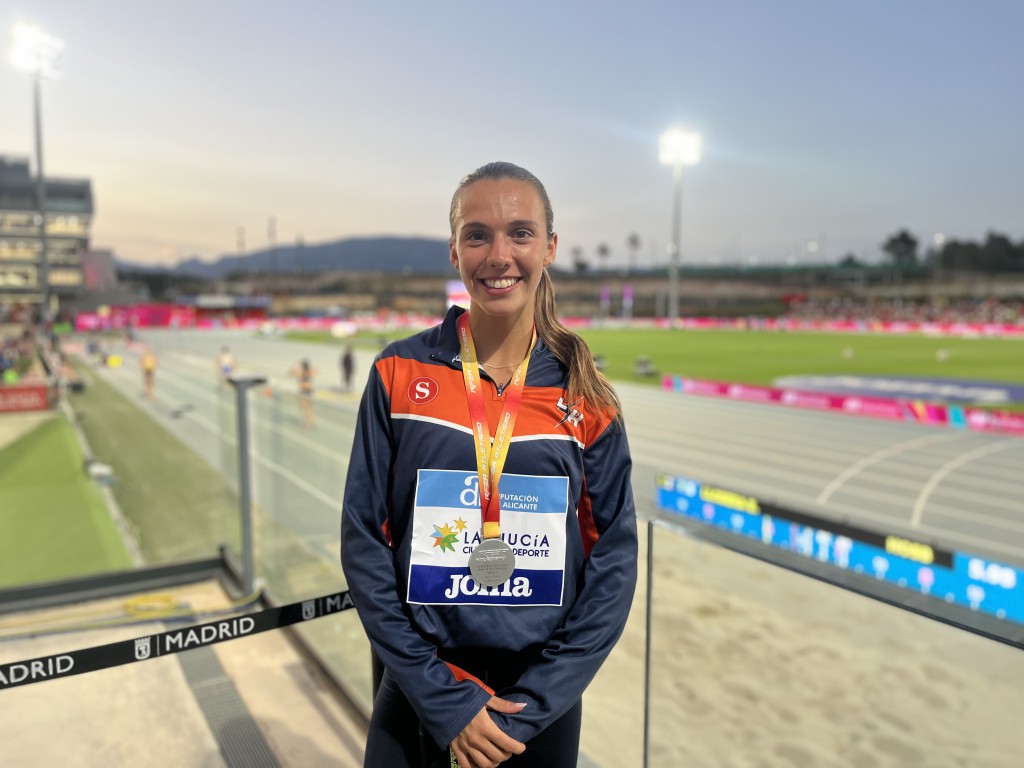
[408,377,439,404]
[556,396,583,428]
[407,469,569,606]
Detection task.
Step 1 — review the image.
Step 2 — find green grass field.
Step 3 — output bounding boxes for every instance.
[0,363,241,590]
[68,362,238,564]
[0,415,133,588]
[578,329,1024,388]
[2,360,338,596]
[288,326,1024,400]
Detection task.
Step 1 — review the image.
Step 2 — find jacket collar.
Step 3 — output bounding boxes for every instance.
[433,305,550,369]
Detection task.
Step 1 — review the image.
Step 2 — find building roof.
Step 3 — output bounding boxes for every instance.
[0,155,93,215]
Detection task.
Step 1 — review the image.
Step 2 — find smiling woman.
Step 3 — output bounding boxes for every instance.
[342,161,638,768]
[448,169,557,369]
[448,162,621,415]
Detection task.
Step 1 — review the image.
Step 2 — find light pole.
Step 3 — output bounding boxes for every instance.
[267,216,276,274]
[9,22,64,323]
[659,129,701,324]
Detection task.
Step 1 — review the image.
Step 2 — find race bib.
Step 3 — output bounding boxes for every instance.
[407,470,569,606]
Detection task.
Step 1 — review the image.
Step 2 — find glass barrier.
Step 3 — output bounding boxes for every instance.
[2,334,229,592]
[249,380,371,708]
[641,520,1023,767]
[78,341,234,565]
[5,327,1021,768]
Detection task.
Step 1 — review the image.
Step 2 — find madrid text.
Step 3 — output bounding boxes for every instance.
[164,616,256,652]
[0,655,74,687]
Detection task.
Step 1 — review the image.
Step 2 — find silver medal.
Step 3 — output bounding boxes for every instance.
[468,538,516,587]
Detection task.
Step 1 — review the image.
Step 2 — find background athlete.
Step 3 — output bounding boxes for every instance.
[289,358,316,429]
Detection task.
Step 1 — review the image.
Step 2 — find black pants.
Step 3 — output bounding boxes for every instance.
[364,651,582,768]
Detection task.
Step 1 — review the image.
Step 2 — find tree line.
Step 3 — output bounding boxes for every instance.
[576,229,1024,276]
[875,230,1024,274]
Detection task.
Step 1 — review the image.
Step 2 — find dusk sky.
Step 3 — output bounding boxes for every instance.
[3,1,1022,269]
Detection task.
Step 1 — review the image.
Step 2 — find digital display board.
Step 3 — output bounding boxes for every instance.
[656,475,1023,626]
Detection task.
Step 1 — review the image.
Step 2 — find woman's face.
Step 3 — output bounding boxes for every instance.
[449,177,557,322]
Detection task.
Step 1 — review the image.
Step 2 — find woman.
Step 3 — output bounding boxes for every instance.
[341,162,637,768]
[216,345,237,387]
[140,347,158,401]
[290,358,316,429]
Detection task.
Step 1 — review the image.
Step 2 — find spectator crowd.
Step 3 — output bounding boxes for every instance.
[785,297,1023,326]
[0,326,38,383]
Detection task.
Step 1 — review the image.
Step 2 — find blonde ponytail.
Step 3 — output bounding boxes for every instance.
[535,269,621,418]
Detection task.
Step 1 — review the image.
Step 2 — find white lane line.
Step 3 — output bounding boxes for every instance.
[94,358,346,511]
[158,377,344,511]
[923,504,1024,534]
[250,446,345,511]
[815,432,970,505]
[629,447,822,494]
[152,390,343,511]
[910,440,1022,529]
[811,496,1024,562]
[163,345,367,412]
[154,367,346,462]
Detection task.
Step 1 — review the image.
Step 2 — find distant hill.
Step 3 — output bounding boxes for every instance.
[118,236,453,279]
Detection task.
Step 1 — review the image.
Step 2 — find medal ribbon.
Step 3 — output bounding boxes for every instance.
[457,312,536,540]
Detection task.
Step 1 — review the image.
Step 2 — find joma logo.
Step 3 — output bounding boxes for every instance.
[444,575,533,598]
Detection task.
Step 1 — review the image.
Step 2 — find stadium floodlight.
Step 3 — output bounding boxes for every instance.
[9,22,64,78]
[9,22,64,322]
[659,129,701,324]
[659,129,701,167]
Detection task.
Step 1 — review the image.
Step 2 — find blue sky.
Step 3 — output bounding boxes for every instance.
[3,1,1022,268]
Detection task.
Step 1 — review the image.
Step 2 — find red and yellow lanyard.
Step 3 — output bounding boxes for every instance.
[456,312,537,540]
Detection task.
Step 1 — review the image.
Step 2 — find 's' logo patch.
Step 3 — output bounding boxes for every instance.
[408,377,439,404]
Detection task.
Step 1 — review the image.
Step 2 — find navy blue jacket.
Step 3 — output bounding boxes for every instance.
[341,306,637,748]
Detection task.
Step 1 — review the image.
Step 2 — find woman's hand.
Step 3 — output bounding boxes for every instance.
[450,696,527,768]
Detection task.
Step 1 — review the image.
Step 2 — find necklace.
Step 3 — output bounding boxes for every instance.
[481,364,518,395]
